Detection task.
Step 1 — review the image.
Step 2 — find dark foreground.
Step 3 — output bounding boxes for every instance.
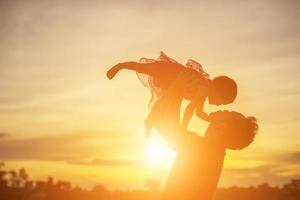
[1,164,299,200]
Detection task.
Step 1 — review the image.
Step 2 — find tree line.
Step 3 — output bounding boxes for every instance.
[0,162,299,200]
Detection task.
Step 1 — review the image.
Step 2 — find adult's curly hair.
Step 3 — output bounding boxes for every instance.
[209,110,258,150]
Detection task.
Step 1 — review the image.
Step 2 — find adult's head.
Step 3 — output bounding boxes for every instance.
[205,110,258,150]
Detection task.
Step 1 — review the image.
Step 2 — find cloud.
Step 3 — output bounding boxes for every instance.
[0,132,128,161]
[0,133,87,161]
[220,150,300,186]
[222,164,300,187]
[0,133,8,138]
[279,151,300,164]
[224,165,284,176]
[68,159,138,167]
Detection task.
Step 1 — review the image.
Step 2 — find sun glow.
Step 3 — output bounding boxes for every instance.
[144,132,176,169]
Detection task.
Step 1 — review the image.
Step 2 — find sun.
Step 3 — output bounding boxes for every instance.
[144,132,176,169]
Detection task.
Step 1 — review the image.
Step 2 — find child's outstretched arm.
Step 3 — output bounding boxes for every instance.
[107,62,157,79]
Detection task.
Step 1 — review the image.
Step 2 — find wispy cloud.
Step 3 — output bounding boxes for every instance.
[0,133,9,139]
[222,163,300,186]
[279,151,300,164]
[0,132,139,162]
[221,150,300,186]
[68,158,138,167]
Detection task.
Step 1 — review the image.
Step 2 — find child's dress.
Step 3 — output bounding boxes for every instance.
[136,51,210,108]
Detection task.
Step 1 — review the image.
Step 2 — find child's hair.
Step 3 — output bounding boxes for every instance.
[209,110,258,150]
[212,76,237,104]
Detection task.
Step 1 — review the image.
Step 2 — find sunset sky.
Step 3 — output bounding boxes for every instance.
[0,0,300,189]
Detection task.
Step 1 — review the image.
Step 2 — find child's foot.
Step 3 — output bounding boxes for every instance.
[106,66,120,80]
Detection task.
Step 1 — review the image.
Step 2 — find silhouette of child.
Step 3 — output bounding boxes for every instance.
[107,52,237,137]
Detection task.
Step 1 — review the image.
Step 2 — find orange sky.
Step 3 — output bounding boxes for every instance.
[0,0,300,189]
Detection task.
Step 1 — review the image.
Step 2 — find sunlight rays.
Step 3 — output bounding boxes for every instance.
[144,132,176,170]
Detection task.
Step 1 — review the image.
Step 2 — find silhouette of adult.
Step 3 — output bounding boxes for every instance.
[150,70,257,200]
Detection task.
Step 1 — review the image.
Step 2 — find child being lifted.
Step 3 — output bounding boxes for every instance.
[107,51,237,137]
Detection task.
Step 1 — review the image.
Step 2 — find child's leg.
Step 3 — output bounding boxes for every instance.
[144,98,164,138]
[107,62,158,79]
[145,104,157,138]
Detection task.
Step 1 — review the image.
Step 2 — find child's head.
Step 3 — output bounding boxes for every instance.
[208,76,237,105]
[207,110,258,150]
